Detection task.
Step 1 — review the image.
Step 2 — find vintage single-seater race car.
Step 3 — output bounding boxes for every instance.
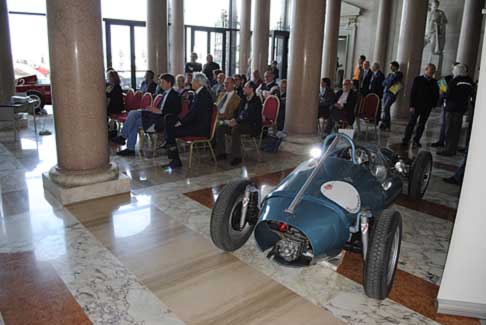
[210,133,433,299]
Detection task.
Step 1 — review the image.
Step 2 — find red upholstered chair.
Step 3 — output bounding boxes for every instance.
[178,100,190,119]
[357,93,380,140]
[140,92,153,109]
[259,95,280,146]
[177,105,218,169]
[152,94,163,109]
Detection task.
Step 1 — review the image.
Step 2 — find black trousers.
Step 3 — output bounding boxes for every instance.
[324,108,354,134]
[444,112,463,154]
[403,106,432,144]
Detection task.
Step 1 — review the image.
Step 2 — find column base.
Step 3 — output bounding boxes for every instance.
[43,163,130,205]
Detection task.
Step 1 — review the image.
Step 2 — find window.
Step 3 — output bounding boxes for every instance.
[185,0,229,27]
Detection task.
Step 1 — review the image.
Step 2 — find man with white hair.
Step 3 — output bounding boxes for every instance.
[165,72,214,168]
[437,63,473,156]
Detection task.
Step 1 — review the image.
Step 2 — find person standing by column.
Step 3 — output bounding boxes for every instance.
[402,64,439,147]
[368,62,385,124]
[380,61,403,131]
[437,64,473,156]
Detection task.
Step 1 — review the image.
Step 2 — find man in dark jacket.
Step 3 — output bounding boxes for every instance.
[215,81,262,166]
[139,70,157,95]
[359,60,373,96]
[368,62,385,124]
[325,79,358,134]
[165,73,214,168]
[438,63,473,156]
[402,64,440,147]
[380,61,403,130]
[113,74,181,156]
[202,54,221,84]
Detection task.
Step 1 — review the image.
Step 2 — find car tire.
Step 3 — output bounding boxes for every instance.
[408,151,433,199]
[27,91,45,111]
[363,210,402,300]
[210,179,256,252]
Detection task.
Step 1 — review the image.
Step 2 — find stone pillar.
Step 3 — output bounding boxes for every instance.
[43,0,128,204]
[285,0,326,134]
[393,0,428,119]
[456,0,485,76]
[321,0,341,83]
[372,0,391,66]
[0,0,14,103]
[170,0,184,75]
[251,0,270,74]
[437,21,486,318]
[147,0,168,75]
[239,0,252,76]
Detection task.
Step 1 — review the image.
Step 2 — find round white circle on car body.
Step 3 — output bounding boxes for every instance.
[320,181,361,214]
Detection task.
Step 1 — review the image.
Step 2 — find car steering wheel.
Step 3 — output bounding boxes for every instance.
[322,133,359,165]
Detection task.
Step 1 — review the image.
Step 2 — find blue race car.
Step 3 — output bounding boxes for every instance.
[210,133,433,299]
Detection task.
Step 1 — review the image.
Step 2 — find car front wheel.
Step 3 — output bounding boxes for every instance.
[27,91,45,111]
[363,210,402,300]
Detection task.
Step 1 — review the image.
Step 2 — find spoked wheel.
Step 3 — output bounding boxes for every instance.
[408,151,433,199]
[363,210,402,300]
[27,91,44,111]
[210,179,256,251]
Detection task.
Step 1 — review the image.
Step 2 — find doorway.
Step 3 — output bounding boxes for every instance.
[104,18,147,90]
[270,30,289,79]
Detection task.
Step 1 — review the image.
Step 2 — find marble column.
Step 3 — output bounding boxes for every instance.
[45,0,118,187]
[393,0,428,119]
[147,0,168,75]
[321,0,341,83]
[239,0,252,76]
[170,0,184,75]
[437,22,486,318]
[372,0,391,66]
[0,0,14,103]
[251,0,270,74]
[285,0,326,134]
[456,0,485,76]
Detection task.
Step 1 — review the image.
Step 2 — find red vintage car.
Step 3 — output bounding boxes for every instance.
[16,74,51,110]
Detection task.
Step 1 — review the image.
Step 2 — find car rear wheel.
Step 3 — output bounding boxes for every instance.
[408,151,433,199]
[363,210,402,300]
[210,179,256,251]
[27,91,45,111]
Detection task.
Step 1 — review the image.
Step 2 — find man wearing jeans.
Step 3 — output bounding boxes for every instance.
[379,61,402,130]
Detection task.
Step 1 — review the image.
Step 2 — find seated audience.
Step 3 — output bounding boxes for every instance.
[216,77,241,121]
[256,70,279,100]
[318,77,335,119]
[324,80,358,134]
[185,52,203,73]
[211,72,226,99]
[215,81,262,166]
[437,63,473,156]
[165,73,214,168]
[140,70,157,95]
[106,70,124,116]
[252,70,263,86]
[233,74,244,98]
[203,54,220,84]
[175,74,186,94]
[277,79,287,131]
[185,73,194,90]
[112,74,181,156]
[270,60,280,80]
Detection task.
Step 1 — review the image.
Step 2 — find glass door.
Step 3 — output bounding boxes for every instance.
[185,26,227,74]
[104,19,146,90]
[270,30,289,79]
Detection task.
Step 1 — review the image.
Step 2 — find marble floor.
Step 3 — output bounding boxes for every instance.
[0,107,480,324]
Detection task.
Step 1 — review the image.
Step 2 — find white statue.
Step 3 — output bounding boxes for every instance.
[424,0,448,55]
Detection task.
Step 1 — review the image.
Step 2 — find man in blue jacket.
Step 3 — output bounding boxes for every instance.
[379,61,402,130]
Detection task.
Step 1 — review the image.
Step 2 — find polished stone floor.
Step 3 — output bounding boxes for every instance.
[0,107,480,324]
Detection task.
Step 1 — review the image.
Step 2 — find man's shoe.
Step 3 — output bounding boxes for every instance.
[230,158,242,166]
[168,158,182,169]
[413,142,422,148]
[111,136,126,145]
[443,176,460,185]
[116,148,135,156]
[437,151,454,157]
[431,141,444,147]
[216,154,227,161]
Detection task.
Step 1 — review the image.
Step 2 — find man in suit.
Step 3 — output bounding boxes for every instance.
[368,62,385,124]
[216,77,241,121]
[165,73,214,168]
[256,70,279,101]
[215,81,262,166]
[402,64,440,147]
[185,52,203,74]
[359,60,373,96]
[113,74,181,156]
[202,54,221,84]
[379,61,403,130]
[324,79,358,134]
[211,72,226,100]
